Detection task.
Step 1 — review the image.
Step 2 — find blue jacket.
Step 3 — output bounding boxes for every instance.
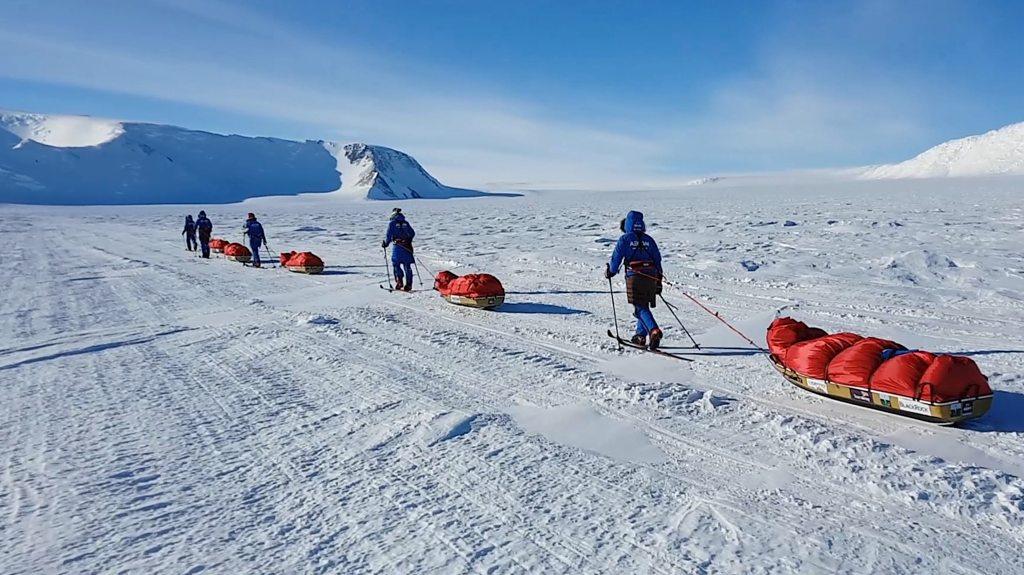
[195,215,213,239]
[244,219,265,244]
[182,216,196,235]
[385,214,415,263]
[608,211,662,278]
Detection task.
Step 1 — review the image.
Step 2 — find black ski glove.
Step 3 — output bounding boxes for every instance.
[604,264,615,279]
[381,241,388,249]
[656,275,663,295]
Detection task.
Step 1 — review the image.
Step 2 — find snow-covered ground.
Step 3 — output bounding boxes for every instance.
[2,177,1023,574]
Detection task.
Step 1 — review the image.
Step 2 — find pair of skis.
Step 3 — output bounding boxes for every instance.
[606,275,698,362]
[379,284,419,293]
[606,330,696,362]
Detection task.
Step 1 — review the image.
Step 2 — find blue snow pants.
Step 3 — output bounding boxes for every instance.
[393,261,413,285]
[634,304,659,336]
[249,238,262,266]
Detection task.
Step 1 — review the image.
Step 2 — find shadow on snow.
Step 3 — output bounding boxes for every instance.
[496,302,590,315]
[962,389,1024,433]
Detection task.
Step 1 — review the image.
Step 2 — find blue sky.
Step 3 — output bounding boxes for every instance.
[0,0,1021,186]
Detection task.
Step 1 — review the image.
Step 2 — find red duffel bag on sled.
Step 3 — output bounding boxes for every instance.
[209,238,229,253]
[223,242,251,263]
[765,316,992,424]
[283,251,324,274]
[434,271,504,309]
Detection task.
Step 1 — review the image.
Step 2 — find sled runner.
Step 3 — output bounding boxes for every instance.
[767,317,992,425]
[434,271,505,310]
[223,242,252,263]
[280,251,325,274]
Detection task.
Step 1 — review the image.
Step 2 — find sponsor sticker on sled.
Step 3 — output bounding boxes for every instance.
[896,397,932,415]
[878,393,893,408]
[850,388,872,403]
[805,379,827,394]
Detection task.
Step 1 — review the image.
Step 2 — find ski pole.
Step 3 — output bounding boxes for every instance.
[659,294,700,349]
[383,247,394,289]
[607,270,622,350]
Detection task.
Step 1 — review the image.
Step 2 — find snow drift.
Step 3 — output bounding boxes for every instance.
[0,110,486,205]
[862,121,1024,179]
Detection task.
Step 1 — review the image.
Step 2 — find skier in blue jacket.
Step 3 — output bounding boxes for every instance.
[242,212,267,267]
[605,210,664,349]
[382,208,416,291]
[195,210,213,258]
[182,215,197,252]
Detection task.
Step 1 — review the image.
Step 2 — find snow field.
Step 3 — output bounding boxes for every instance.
[2,179,1023,573]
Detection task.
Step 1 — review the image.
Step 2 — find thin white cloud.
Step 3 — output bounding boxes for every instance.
[0,2,661,187]
[0,0,996,186]
[667,53,930,171]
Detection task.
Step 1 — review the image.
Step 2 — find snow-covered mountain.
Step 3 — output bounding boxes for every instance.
[0,110,486,205]
[862,121,1024,179]
[323,142,487,200]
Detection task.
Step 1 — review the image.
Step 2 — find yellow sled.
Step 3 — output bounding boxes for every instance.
[443,293,505,310]
[225,254,251,263]
[769,355,992,425]
[287,265,324,274]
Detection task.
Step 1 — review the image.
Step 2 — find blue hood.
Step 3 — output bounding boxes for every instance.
[391,213,406,223]
[624,211,645,234]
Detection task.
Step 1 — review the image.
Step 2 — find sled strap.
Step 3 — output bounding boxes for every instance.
[914,382,934,402]
[959,383,980,401]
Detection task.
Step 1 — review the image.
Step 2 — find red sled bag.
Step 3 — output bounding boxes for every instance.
[223,242,251,262]
[433,271,504,309]
[285,252,324,274]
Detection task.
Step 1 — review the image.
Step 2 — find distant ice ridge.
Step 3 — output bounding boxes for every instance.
[323,142,487,200]
[686,176,723,186]
[0,109,486,205]
[862,121,1024,179]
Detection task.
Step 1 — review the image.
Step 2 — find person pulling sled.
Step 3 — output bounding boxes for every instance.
[605,210,664,349]
[195,210,213,258]
[382,207,416,291]
[242,213,268,267]
[182,214,197,252]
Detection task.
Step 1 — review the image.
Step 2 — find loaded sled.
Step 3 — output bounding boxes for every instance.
[280,251,325,274]
[209,238,228,253]
[434,271,505,310]
[767,317,992,425]
[223,242,252,263]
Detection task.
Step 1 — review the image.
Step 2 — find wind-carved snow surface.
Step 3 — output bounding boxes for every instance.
[863,121,1024,179]
[324,142,488,200]
[0,110,485,204]
[2,177,1024,574]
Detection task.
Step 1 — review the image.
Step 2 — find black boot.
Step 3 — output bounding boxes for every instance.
[631,334,646,346]
[648,328,663,350]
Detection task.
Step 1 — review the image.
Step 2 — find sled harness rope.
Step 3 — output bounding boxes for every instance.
[630,269,767,353]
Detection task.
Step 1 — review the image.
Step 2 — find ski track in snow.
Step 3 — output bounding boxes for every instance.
[2,183,1024,574]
